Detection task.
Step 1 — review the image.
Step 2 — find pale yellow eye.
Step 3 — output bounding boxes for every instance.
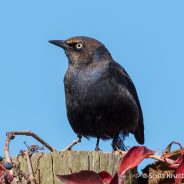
[76,43,83,49]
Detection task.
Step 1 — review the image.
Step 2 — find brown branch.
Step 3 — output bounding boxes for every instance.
[62,135,82,151]
[24,150,36,184]
[4,130,56,179]
[148,154,179,167]
[6,130,56,152]
[4,132,14,175]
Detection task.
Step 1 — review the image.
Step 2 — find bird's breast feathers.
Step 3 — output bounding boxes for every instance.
[64,64,134,109]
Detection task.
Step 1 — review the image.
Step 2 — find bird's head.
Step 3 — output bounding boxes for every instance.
[49,36,111,67]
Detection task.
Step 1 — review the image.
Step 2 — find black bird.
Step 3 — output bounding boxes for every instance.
[49,36,144,151]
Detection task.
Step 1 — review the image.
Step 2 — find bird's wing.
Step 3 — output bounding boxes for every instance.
[109,61,144,144]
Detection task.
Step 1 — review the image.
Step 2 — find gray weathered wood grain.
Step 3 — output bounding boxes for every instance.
[14,151,136,184]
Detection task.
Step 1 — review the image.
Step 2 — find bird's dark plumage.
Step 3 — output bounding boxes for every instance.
[49,36,144,150]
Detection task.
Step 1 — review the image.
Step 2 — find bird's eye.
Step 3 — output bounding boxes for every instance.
[76,43,83,49]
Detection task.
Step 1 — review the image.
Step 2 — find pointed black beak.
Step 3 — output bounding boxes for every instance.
[49,40,69,49]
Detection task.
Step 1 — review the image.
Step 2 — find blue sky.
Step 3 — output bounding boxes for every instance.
[0,0,184,169]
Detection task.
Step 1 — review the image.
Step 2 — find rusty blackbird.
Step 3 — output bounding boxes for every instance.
[49,36,144,151]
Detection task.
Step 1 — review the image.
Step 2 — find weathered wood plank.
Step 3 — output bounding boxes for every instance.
[14,150,136,184]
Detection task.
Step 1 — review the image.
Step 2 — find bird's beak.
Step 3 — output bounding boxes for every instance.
[49,40,69,49]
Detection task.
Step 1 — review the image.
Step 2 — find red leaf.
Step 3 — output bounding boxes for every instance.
[98,171,112,183]
[57,170,103,184]
[119,146,155,176]
[109,172,120,184]
[175,161,184,184]
[5,172,14,183]
[0,165,3,177]
[0,164,13,183]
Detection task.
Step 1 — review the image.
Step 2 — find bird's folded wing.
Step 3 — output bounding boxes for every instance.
[109,61,144,140]
[109,61,142,113]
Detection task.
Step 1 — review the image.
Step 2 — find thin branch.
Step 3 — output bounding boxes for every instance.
[6,130,56,152]
[24,151,36,184]
[62,135,82,151]
[148,154,179,167]
[4,132,14,175]
[4,130,56,180]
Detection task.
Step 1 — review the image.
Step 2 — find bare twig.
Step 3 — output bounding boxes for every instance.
[4,132,14,175]
[6,130,56,152]
[24,150,36,184]
[38,169,41,184]
[4,130,56,183]
[62,135,82,151]
[148,154,180,167]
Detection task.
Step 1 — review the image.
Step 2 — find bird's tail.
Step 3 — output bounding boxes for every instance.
[112,132,128,151]
[134,116,144,144]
